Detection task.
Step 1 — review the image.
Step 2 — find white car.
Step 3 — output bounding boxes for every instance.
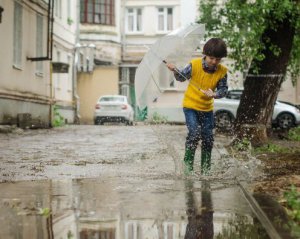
[214,90,300,129]
[94,95,134,125]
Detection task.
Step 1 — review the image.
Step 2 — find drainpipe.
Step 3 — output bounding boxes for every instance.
[73,0,81,124]
[49,63,54,127]
[0,6,4,23]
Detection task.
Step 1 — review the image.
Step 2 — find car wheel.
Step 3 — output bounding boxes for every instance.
[95,118,104,125]
[277,113,294,129]
[125,120,133,126]
[94,118,100,125]
[214,111,233,129]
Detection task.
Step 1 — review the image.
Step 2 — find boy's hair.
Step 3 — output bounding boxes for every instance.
[202,38,227,58]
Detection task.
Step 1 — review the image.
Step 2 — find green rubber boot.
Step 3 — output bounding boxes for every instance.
[201,150,212,175]
[183,148,195,175]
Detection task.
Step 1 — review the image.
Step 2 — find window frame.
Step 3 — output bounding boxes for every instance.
[13,1,23,69]
[157,7,174,33]
[126,7,143,33]
[36,13,44,75]
[80,0,115,26]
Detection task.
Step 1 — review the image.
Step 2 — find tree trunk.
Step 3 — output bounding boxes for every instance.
[234,16,295,146]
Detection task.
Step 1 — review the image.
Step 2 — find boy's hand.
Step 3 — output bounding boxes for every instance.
[200,89,216,98]
[166,63,176,72]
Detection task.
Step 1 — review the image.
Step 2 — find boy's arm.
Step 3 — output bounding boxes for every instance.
[214,74,228,99]
[167,63,192,82]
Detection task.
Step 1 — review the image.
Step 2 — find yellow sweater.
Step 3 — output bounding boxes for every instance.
[183,58,227,111]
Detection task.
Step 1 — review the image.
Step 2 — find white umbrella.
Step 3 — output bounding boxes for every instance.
[134,23,205,116]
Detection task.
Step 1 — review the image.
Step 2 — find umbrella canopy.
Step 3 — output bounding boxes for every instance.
[134,23,205,115]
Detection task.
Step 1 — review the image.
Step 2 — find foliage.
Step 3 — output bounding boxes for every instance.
[288,126,300,141]
[38,207,51,217]
[52,105,65,127]
[254,142,289,154]
[198,0,300,78]
[150,112,168,124]
[232,138,252,151]
[283,185,300,237]
[67,17,73,25]
[67,230,75,239]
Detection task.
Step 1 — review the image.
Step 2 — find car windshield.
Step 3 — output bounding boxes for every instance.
[100,97,125,102]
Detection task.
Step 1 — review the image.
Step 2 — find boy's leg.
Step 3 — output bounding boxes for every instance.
[183,108,201,172]
[200,111,214,175]
[183,147,195,172]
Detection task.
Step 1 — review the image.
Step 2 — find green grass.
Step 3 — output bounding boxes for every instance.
[254,142,289,154]
[283,185,300,237]
[288,127,300,141]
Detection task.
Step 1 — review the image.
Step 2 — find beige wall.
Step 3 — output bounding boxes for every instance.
[77,66,119,124]
[0,0,51,125]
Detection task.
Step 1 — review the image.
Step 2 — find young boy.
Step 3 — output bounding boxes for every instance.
[167,38,228,175]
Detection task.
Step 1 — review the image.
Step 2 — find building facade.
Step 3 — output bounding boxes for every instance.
[0,0,79,127]
[0,0,52,127]
[77,0,121,124]
[52,0,78,124]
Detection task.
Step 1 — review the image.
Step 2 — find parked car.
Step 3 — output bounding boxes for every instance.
[94,95,134,125]
[214,90,300,129]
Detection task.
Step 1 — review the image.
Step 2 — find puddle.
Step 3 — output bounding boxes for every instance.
[0,178,271,239]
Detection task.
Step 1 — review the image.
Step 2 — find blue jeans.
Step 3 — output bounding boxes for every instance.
[183,108,214,152]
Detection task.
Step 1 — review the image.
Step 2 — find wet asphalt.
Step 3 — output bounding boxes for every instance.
[0,124,277,238]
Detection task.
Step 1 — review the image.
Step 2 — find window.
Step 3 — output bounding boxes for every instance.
[13,1,23,68]
[80,0,115,25]
[157,7,173,32]
[67,0,71,19]
[36,14,44,73]
[56,51,61,88]
[67,55,72,90]
[54,0,62,18]
[126,8,142,33]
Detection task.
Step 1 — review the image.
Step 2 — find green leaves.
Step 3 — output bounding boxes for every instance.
[198,0,300,77]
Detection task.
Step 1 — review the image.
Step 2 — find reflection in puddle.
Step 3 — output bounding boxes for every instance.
[0,178,270,238]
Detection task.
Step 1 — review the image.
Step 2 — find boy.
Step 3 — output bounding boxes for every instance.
[167,38,228,175]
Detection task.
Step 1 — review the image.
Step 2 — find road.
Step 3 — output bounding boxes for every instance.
[0,124,279,239]
[0,124,262,182]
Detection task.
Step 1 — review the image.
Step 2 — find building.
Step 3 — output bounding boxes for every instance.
[52,0,78,124]
[77,0,122,124]
[0,0,79,127]
[0,0,52,127]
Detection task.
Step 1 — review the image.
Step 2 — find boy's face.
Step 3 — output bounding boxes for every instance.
[205,55,222,68]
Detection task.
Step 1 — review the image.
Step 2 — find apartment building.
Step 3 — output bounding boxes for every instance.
[0,0,52,127]
[52,0,78,124]
[0,0,78,126]
[76,0,122,124]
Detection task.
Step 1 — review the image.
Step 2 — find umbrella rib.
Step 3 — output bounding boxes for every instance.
[150,73,163,93]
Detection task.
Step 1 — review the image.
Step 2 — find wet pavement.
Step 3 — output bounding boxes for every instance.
[0,125,281,238]
[0,178,272,239]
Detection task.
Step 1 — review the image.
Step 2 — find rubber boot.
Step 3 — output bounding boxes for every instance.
[201,150,212,175]
[183,148,195,175]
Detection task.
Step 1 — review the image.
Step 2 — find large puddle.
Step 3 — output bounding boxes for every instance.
[0,178,273,239]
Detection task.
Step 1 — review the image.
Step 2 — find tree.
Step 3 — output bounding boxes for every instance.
[199,0,300,146]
